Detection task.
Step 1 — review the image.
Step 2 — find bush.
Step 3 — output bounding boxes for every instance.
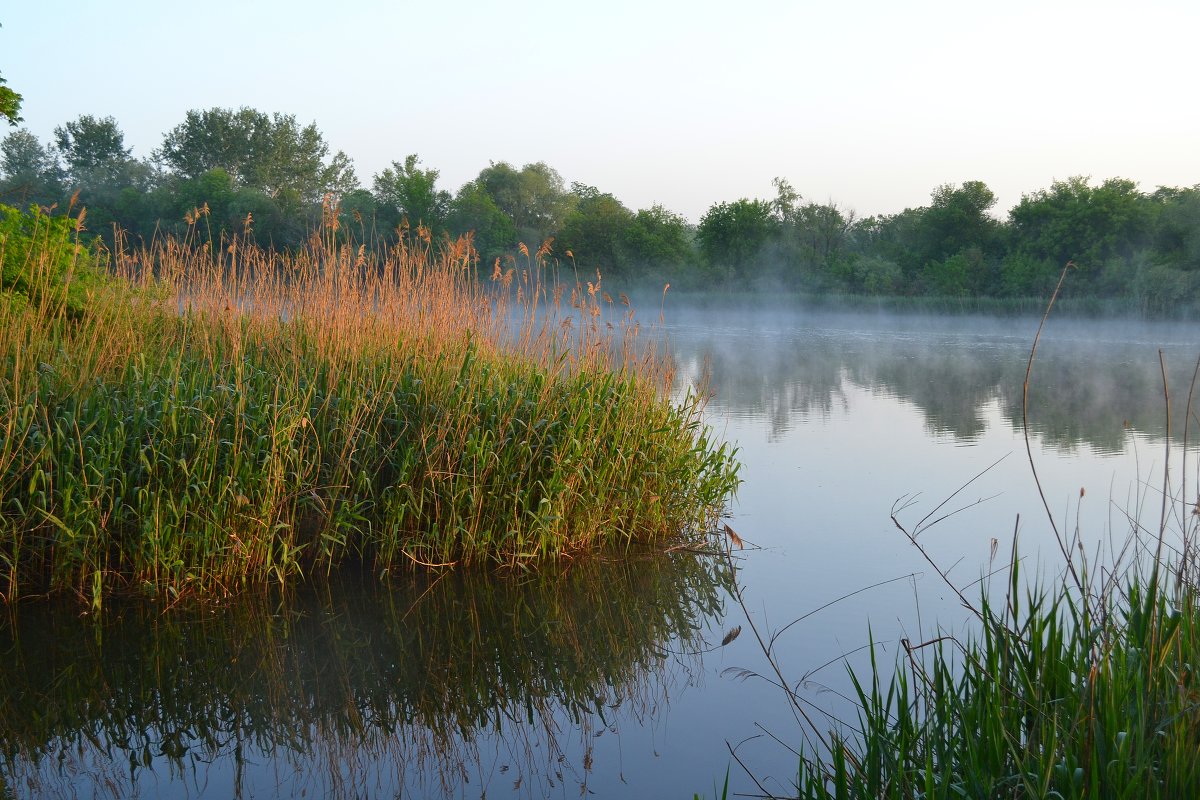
[0,203,103,320]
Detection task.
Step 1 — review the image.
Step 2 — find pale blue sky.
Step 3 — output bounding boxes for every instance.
[3,0,1197,221]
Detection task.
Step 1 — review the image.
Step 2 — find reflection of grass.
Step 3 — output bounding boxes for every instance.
[0,551,729,797]
[0,205,739,604]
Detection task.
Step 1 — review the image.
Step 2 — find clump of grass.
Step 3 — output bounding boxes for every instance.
[792,558,1200,799]
[0,203,739,605]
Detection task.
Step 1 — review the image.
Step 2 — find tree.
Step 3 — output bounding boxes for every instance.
[54,115,134,188]
[157,107,357,203]
[1151,185,1200,271]
[696,198,777,280]
[621,204,695,276]
[791,202,855,281]
[447,180,518,263]
[372,154,450,233]
[852,208,924,280]
[0,74,21,126]
[920,181,1000,261]
[555,183,635,275]
[0,129,63,205]
[474,161,572,244]
[911,181,1001,294]
[1006,176,1154,294]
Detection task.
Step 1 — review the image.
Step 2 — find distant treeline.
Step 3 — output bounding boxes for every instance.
[3,107,1199,309]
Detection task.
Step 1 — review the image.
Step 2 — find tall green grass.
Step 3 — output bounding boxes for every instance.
[0,204,739,604]
[791,558,1200,799]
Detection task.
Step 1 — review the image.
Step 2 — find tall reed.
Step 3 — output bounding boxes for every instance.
[0,203,739,604]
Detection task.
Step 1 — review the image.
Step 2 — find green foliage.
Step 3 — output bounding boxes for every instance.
[1150,185,1200,270]
[0,229,740,602]
[697,198,777,280]
[556,183,635,274]
[848,254,902,294]
[0,203,101,320]
[473,160,572,245]
[372,154,450,233]
[777,196,855,288]
[622,204,695,276]
[447,179,518,262]
[921,247,988,297]
[9,99,1200,308]
[156,107,358,203]
[794,562,1200,799]
[0,129,62,208]
[53,114,133,186]
[1008,176,1156,290]
[920,181,1000,263]
[0,74,21,125]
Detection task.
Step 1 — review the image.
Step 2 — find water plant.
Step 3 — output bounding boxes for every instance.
[0,203,740,605]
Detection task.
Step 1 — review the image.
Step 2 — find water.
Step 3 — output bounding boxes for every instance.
[2,308,1197,798]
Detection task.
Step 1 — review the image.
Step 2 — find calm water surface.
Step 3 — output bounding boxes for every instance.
[3,307,1197,798]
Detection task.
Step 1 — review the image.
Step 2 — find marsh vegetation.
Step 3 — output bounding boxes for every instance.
[0,202,739,605]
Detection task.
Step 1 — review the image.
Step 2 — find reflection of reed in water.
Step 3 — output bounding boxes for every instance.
[0,552,729,798]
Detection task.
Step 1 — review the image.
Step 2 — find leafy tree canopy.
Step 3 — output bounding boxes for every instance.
[373,154,450,232]
[0,74,21,126]
[54,115,133,186]
[1008,176,1154,271]
[555,183,634,273]
[474,161,571,244]
[697,198,777,277]
[0,129,63,205]
[157,107,357,203]
[447,181,517,263]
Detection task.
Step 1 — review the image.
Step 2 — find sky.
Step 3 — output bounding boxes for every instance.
[2,0,1197,223]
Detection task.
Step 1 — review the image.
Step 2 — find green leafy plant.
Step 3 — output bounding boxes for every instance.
[0,203,102,320]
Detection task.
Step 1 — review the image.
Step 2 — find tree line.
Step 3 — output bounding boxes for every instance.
[3,107,1199,309]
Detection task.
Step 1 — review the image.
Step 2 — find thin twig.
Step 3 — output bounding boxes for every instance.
[1022,260,1084,594]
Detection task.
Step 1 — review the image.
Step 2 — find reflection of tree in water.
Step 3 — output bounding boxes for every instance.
[673,331,849,442]
[669,312,1200,452]
[0,553,728,799]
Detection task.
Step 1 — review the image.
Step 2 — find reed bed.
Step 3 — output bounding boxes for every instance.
[0,204,739,604]
[788,560,1200,799]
